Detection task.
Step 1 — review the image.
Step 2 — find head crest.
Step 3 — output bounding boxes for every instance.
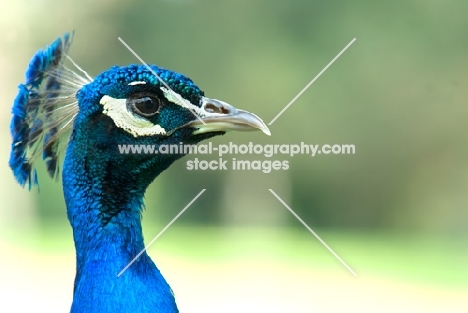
[9,32,92,188]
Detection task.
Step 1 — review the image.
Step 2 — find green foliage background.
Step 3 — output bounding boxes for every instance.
[0,1,467,312]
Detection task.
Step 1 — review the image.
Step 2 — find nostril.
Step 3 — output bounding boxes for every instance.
[204,102,230,114]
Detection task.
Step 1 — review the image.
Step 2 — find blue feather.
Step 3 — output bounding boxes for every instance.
[10,84,34,187]
[25,33,71,87]
[9,32,83,188]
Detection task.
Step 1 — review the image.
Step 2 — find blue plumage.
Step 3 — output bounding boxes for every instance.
[10,33,77,188]
[10,33,270,312]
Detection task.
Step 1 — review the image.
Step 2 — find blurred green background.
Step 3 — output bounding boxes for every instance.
[0,0,467,312]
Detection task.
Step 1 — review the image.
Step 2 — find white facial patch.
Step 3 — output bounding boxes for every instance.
[100,95,166,137]
[128,81,146,86]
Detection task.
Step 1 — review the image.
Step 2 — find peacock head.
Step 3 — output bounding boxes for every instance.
[10,33,270,190]
[73,64,270,187]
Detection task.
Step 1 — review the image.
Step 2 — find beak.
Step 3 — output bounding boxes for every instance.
[187,97,271,136]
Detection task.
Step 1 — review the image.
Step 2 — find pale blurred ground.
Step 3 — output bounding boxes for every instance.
[1,226,467,312]
[1,1,468,312]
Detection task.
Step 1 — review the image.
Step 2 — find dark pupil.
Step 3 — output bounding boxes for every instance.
[134,97,158,115]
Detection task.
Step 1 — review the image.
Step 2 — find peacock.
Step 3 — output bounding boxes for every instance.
[9,33,270,312]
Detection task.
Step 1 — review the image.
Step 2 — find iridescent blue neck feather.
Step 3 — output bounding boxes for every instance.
[63,123,179,312]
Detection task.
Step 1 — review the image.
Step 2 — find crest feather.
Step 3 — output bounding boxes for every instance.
[9,32,92,188]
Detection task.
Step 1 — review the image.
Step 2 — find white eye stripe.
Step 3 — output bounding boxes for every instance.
[100,95,166,137]
[160,87,206,117]
[128,81,146,86]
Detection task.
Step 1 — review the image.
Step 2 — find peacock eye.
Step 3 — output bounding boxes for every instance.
[127,95,161,117]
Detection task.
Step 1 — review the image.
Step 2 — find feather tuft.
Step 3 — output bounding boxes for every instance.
[9,32,92,188]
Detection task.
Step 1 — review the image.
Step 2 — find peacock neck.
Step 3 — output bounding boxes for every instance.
[62,139,178,313]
